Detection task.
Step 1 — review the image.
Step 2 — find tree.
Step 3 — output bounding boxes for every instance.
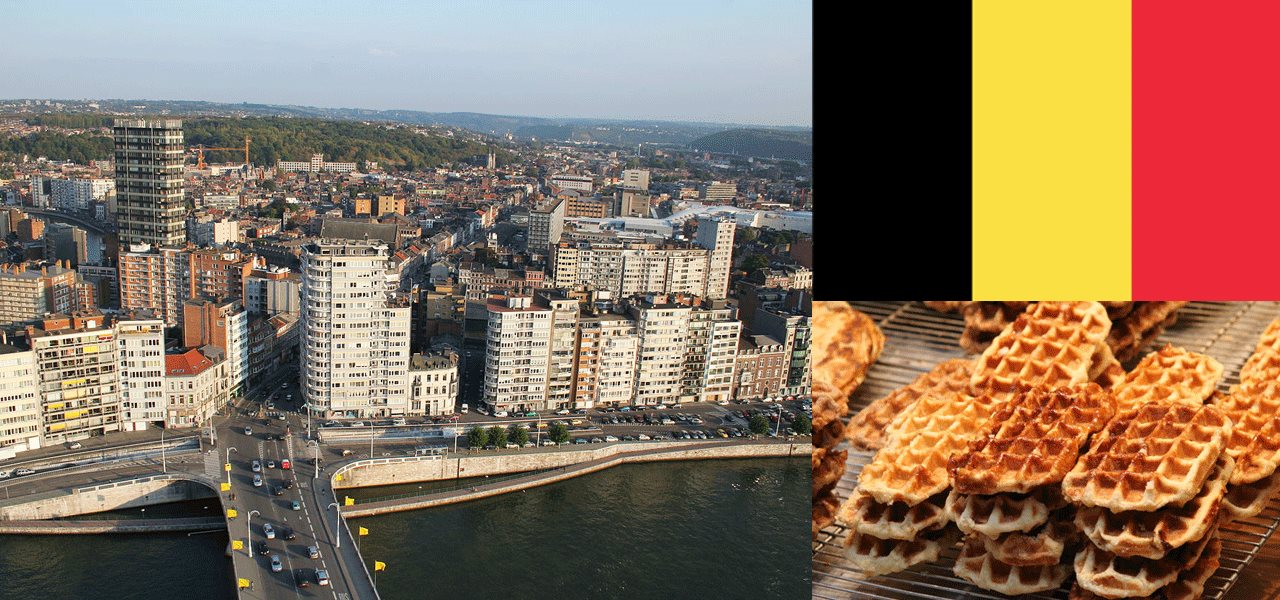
[548,423,570,445]
[509,424,529,447]
[735,227,760,245]
[261,179,277,192]
[488,425,508,448]
[790,414,811,435]
[467,427,489,449]
[741,254,770,274]
[748,415,770,436]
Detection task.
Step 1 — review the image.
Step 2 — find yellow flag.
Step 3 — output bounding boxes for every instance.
[359,526,369,536]
[227,509,238,518]
[220,482,231,492]
[224,463,231,472]
[231,539,244,550]
[335,474,344,482]
[344,496,354,506]
[374,561,386,572]
[237,578,251,589]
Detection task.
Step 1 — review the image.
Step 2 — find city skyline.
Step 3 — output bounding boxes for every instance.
[2,0,813,127]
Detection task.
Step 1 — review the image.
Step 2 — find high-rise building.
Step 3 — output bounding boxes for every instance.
[551,241,711,299]
[17,218,44,243]
[50,178,113,212]
[244,265,301,316]
[116,315,165,431]
[182,298,250,398]
[0,343,41,457]
[630,297,692,406]
[573,313,638,408]
[482,295,551,414]
[114,119,186,248]
[698,180,737,202]
[621,169,650,192]
[550,174,593,192]
[528,197,565,255]
[186,248,259,301]
[27,312,121,442]
[0,262,79,327]
[694,218,736,300]
[544,291,579,410]
[682,301,740,403]
[45,223,90,267]
[300,240,411,418]
[616,189,651,218]
[118,244,188,326]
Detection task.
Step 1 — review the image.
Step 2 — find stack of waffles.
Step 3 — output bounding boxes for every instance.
[1107,302,1189,362]
[837,301,1115,575]
[811,302,884,536]
[947,385,1115,595]
[924,301,1137,355]
[1212,318,1280,520]
[1064,402,1232,599]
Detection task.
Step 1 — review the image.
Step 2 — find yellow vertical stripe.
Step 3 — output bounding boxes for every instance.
[973,1,1131,299]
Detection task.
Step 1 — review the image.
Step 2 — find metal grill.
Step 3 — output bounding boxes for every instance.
[813,301,1280,600]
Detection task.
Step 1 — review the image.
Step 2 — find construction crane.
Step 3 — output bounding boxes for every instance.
[189,136,252,169]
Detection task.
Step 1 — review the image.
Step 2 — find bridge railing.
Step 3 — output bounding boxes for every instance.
[352,466,570,505]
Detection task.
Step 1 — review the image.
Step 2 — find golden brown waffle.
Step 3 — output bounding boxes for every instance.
[813,301,885,399]
[1215,379,1280,485]
[843,527,959,577]
[1089,340,1119,381]
[969,301,1112,398]
[1102,301,1136,321]
[812,446,845,500]
[1063,402,1231,512]
[1110,345,1223,414]
[846,359,973,451]
[950,384,1115,495]
[811,378,847,450]
[953,535,1070,595]
[1093,359,1126,390]
[977,510,1078,566]
[1075,454,1232,559]
[813,493,839,538]
[1222,469,1280,521]
[837,490,948,541]
[1108,301,1188,363]
[945,487,1066,537]
[1073,524,1216,599]
[857,390,1005,506]
[923,300,968,313]
[1239,317,1280,385]
[1069,536,1221,600]
[960,302,1025,354]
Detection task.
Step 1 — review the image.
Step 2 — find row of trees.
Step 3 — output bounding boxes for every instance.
[467,422,571,449]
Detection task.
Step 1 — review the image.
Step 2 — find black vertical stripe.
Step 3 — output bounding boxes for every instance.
[815,2,973,301]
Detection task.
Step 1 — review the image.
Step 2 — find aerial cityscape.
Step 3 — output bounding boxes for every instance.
[0,2,813,598]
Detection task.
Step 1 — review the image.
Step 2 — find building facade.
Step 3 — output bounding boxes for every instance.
[116,316,165,431]
[0,345,41,458]
[408,351,459,416]
[27,312,121,442]
[528,197,565,255]
[694,218,736,300]
[114,119,186,248]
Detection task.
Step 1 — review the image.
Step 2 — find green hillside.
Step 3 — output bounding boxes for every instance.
[688,128,812,162]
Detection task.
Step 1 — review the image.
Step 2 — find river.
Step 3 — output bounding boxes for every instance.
[0,458,806,599]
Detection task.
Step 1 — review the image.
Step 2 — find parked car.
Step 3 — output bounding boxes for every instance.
[0,471,9,479]
[540,439,556,446]
[14,468,34,477]
[266,460,276,469]
[637,434,651,441]
[604,435,619,442]
[554,408,570,415]
[68,442,83,449]
[263,523,275,539]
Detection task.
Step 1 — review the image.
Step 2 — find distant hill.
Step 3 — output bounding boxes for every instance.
[688,128,812,162]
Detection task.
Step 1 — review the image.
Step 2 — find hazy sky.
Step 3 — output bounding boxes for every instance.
[4,0,812,126]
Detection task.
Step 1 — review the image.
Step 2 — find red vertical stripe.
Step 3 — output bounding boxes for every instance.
[1134,1,1280,299]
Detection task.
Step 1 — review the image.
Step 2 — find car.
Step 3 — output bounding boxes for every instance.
[257,541,271,556]
[283,479,295,489]
[0,471,9,479]
[504,442,519,449]
[540,439,556,446]
[272,486,284,496]
[492,410,509,418]
[554,408,570,415]
[637,434,651,440]
[295,569,310,588]
[393,418,407,426]
[716,429,729,438]
[651,434,667,441]
[281,382,288,389]
[291,501,301,511]
[271,555,283,572]
[619,406,631,412]
[590,437,603,443]
[244,427,253,436]
[251,460,262,472]
[263,523,275,539]
[266,460,276,469]
[572,438,587,445]
[308,545,321,559]
[15,468,34,476]
[281,459,291,470]
[267,402,275,410]
[604,435,618,442]
[316,569,331,586]
[522,441,535,448]
[282,526,297,540]
[253,474,263,487]
[68,442,83,449]
[277,414,286,421]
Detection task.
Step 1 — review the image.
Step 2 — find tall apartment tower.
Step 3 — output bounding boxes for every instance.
[630,297,692,406]
[299,240,411,419]
[27,312,121,442]
[481,290,578,414]
[116,315,166,431]
[695,218,736,300]
[113,119,186,248]
[528,197,565,255]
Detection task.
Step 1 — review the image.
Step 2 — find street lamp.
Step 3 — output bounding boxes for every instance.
[226,447,238,487]
[160,427,167,474]
[773,403,782,438]
[247,509,260,556]
[327,502,341,548]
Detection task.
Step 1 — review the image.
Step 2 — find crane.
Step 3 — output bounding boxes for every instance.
[189,136,252,169]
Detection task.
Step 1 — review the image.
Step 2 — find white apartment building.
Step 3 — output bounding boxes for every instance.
[545,293,579,410]
[621,169,650,191]
[164,347,230,428]
[244,267,301,316]
[227,308,250,398]
[0,345,41,458]
[683,304,741,403]
[552,241,711,299]
[116,317,165,431]
[408,352,459,416]
[694,218,736,300]
[630,299,692,406]
[300,240,411,419]
[278,154,357,173]
[574,314,638,408]
[191,217,239,246]
[483,295,552,414]
[50,178,114,212]
[550,174,593,192]
[200,195,241,210]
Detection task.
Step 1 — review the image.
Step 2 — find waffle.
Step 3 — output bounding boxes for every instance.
[846,359,973,451]
[1102,301,1136,320]
[1110,345,1223,414]
[945,487,1066,537]
[960,302,1025,354]
[843,527,959,577]
[857,390,1005,505]
[1089,340,1119,381]
[1221,469,1280,521]
[837,490,948,541]
[1074,525,1216,599]
[1063,402,1231,512]
[1075,454,1232,559]
[953,535,1070,595]
[923,301,968,313]
[1069,536,1221,600]
[1108,301,1188,363]
[1094,359,1126,390]
[970,301,1112,398]
[950,384,1115,495]
[1239,317,1280,385]
[977,511,1078,566]
[813,493,839,538]
[813,301,884,399]
[812,446,845,500]
[811,378,847,450]
[1215,379,1280,485]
